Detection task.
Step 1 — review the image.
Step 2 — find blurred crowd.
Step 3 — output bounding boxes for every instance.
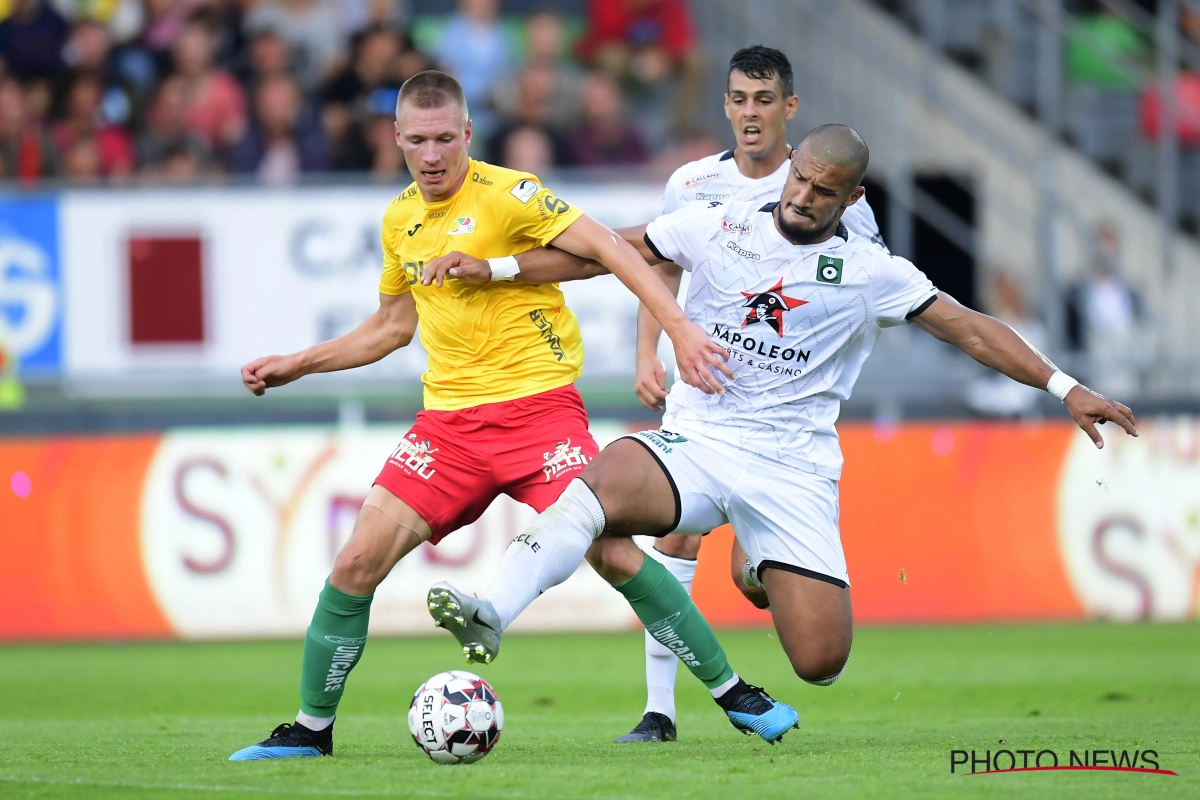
[0,0,709,186]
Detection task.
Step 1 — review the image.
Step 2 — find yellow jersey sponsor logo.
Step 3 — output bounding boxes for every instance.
[510,179,539,203]
[537,193,570,220]
[529,309,565,361]
[402,261,425,285]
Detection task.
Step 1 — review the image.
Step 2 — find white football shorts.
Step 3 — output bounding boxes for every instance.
[623,428,849,588]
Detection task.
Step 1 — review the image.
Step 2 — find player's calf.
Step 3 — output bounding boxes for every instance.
[759,564,853,687]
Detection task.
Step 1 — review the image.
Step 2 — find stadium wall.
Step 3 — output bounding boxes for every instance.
[3,418,1197,642]
[0,184,665,389]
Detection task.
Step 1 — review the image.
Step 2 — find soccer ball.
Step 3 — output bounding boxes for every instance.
[408,670,504,764]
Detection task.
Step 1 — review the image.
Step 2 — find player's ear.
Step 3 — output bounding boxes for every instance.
[723,93,733,120]
[843,185,865,208]
[784,94,798,121]
[463,118,472,149]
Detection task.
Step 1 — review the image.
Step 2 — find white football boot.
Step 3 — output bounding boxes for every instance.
[428,581,502,664]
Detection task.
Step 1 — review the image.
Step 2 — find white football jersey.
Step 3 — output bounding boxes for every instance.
[662,149,886,247]
[645,199,937,480]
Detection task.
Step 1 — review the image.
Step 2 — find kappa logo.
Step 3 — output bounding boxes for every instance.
[448,216,476,235]
[542,439,590,481]
[741,278,807,337]
[684,171,719,188]
[510,179,539,203]
[725,240,761,260]
[391,433,438,480]
[721,217,753,236]
[695,192,729,201]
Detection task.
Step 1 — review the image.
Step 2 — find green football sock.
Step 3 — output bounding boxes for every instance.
[614,555,735,690]
[298,579,373,718]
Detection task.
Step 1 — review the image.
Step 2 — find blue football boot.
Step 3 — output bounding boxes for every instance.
[717,682,799,744]
[229,721,333,761]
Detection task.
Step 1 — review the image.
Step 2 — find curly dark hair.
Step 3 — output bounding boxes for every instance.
[727,45,794,98]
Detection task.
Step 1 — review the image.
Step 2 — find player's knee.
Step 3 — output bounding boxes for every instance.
[330,546,388,595]
[584,535,644,586]
[791,651,849,687]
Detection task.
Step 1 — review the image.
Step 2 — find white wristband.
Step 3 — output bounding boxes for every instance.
[487,255,520,281]
[1046,370,1079,403]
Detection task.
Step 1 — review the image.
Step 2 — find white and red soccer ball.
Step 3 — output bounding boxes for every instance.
[408,670,504,764]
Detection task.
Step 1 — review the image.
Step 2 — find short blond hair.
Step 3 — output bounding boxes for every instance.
[396,70,468,122]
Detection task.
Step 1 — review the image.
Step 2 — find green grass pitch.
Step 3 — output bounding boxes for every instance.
[1,624,1196,799]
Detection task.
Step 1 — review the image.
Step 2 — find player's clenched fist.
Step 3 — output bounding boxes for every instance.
[634,354,669,411]
[667,321,734,395]
[241,354,304,396]
[421,251,492,287]
[1064,385,1138,449]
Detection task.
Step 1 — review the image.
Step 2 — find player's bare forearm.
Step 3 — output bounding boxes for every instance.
[636,262,684,361]
[549,218,685,330]
[549,215,733,393]
[633,262,684,410]
[914,292,1137,447]
[301,293,417,374]
[421,247,610,287]
[913,293,1054,389]
[241,293,416,395]
[514,246,610,283]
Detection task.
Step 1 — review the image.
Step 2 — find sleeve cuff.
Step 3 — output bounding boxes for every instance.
[905,293,939,321]
[643,231,668,262]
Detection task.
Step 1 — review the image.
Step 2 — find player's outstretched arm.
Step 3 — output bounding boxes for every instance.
[241,292,418,396]
[421,247,611,287]
[912,292,1138,448]
[635,262,685,411]
[550,215,733,394]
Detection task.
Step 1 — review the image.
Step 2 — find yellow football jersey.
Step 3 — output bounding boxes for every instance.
[378,159,585,411]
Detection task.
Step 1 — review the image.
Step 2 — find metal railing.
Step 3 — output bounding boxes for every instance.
[688,0,1200,405]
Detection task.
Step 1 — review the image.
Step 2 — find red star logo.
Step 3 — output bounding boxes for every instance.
[740,279,807,337]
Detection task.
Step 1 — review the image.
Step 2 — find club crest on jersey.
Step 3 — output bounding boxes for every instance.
[741,278,807,337]
[448,216,476,235]
[390,433,438,480]
[722,217,753,236]
[542,439,590,481]
[817,255,843,284]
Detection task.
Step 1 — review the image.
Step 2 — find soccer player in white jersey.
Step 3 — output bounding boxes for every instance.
[625,45,886,743]
[422,46,888,743]
[424,124,1138,741]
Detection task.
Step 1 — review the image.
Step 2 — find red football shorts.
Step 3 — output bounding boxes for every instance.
[373,384,599,544]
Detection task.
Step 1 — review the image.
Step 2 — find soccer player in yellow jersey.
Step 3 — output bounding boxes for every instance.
[228,71,732,760]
